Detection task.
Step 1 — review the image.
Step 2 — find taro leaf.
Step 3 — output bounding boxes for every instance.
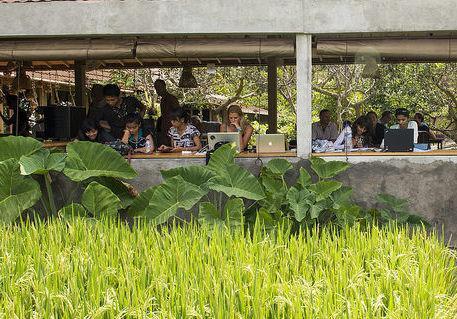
[0,136,43,162]
[310,199,332,219]
[224,197,245,227]
[310,157,349,179]
[286,186,313,222]
[255,208,277,230]
[81,181,122,217]
[331,186,353,209]
[0,159,41,224]
[376,193,409,212]
[297,167,312,189]
[198,202,225,229]
[260,174,288,211]
[207,143,237,173]
[334,204,361,226]
[64,141,137,182]
[210,164,265,201]
[128,185,159,217]
[309,180,342,202]
[264,159,293,175]
[58,203,88,219]
[161,165,215,191]
[19,148,66,175]
[144,176,207,225]
[91,177,136,209]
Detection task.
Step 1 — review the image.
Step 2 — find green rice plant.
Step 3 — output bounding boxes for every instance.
[0,220,455,318]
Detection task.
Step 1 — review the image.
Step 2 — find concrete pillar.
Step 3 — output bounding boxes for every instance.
[296,34,312,158]
[267,58,278,133]
[74,60,87,107]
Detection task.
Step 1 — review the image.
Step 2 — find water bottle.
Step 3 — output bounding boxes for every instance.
[145,139,152,153]
[344,124,352,152]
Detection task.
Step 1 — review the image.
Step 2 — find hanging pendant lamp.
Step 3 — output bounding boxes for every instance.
[178,66,198,88]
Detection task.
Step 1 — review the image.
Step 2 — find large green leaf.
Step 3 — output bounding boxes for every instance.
[210,164,265,200]
[19,148,66,175]
[297,167,312,189]
[264,159,293,176]
[144,176,207,225]
[334,204,362,226]
[331,186,353,209]
[91,177,136,209]
[286,186,313,222]
[309,180,342,202]
[127,185,159,217]
[0,159,41,223]
[161,165,216,191]
[0,136,43,162]
[207,143,237,173]
[58,203,88,219]
[310,199,332,219]
[198,202,225,228]
[309,157,349,179]
[63,141,137,182]
[376,193,409,212]
[81,182,122,217]
[224,197,245,227]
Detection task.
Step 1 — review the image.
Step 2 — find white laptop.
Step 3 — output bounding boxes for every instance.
[207,132,241,152]
[256,134,286,153]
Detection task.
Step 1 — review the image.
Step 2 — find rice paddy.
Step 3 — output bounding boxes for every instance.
[0,219,456,318]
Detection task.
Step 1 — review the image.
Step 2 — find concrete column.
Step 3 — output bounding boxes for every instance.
[296,34,312,158]
[74,60,87,107]
[267,58,278,133]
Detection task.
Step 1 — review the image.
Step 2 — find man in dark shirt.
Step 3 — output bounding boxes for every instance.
[154,79,180,146]
[94,84,146,139]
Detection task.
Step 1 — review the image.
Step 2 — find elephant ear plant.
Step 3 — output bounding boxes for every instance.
[129,143,265,229]
[0,136,137,223]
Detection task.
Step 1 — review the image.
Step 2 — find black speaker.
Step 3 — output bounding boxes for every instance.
[42,106,86,140]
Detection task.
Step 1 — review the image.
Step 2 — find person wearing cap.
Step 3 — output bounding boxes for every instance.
[390,108,418,143]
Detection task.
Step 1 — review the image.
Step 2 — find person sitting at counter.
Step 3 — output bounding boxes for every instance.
[158,109,202,153]
[366,111,385,147]
[220,104,253,150]
[94,84,146,139]
[414,112,436,140]
[391,108,418,143]
[121,113,154,153]
[351,116,372,148]
[76,118,115,143]
[312,109,339,142]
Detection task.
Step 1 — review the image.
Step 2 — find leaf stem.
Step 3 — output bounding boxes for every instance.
[44,173,57,215]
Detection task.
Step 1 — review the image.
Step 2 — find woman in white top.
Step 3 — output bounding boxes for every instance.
[390,108,418,143]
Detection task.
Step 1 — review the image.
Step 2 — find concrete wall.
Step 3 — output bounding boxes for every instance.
[130,156,457,245]
[1,0,457,37]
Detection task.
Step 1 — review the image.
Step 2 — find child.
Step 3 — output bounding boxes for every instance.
[158,109,202,153]
[77,118,115,143]
[121,113,154,153]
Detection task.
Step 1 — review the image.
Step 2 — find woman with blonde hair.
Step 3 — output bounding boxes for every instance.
[220,104,254,150]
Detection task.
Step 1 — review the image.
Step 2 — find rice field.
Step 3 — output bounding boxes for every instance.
[0,219,456,318]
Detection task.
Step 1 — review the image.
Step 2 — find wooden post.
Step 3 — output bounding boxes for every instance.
[267,58,278,134]
[74,60,87,108]
[296,34,312,158]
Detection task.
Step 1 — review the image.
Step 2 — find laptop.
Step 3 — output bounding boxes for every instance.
[384,129,414,152]
[256,134,286,153]
[207,132,241,152]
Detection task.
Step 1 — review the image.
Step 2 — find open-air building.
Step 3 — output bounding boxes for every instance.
[1,0,457,242]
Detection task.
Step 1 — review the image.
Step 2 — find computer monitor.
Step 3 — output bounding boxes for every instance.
[256,134,286,153]
[207,132,241,152]
[384,129,414,152]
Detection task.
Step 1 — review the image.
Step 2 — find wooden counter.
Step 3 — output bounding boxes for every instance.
[43,141,69,148]
[313,150,457,157]
[129,151,297,159]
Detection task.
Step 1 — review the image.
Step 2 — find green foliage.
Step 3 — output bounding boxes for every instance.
[58,203,88,219]
[128,186,158,217]
[310,157,350,180]
[0,136,43,162]
[19,149,66,175]
[0,159,41,223]
[64,141,137,182]
[81,182,122,218]
[144,176,207,225]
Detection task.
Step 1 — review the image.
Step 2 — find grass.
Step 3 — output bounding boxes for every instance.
[0,219,456,318]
